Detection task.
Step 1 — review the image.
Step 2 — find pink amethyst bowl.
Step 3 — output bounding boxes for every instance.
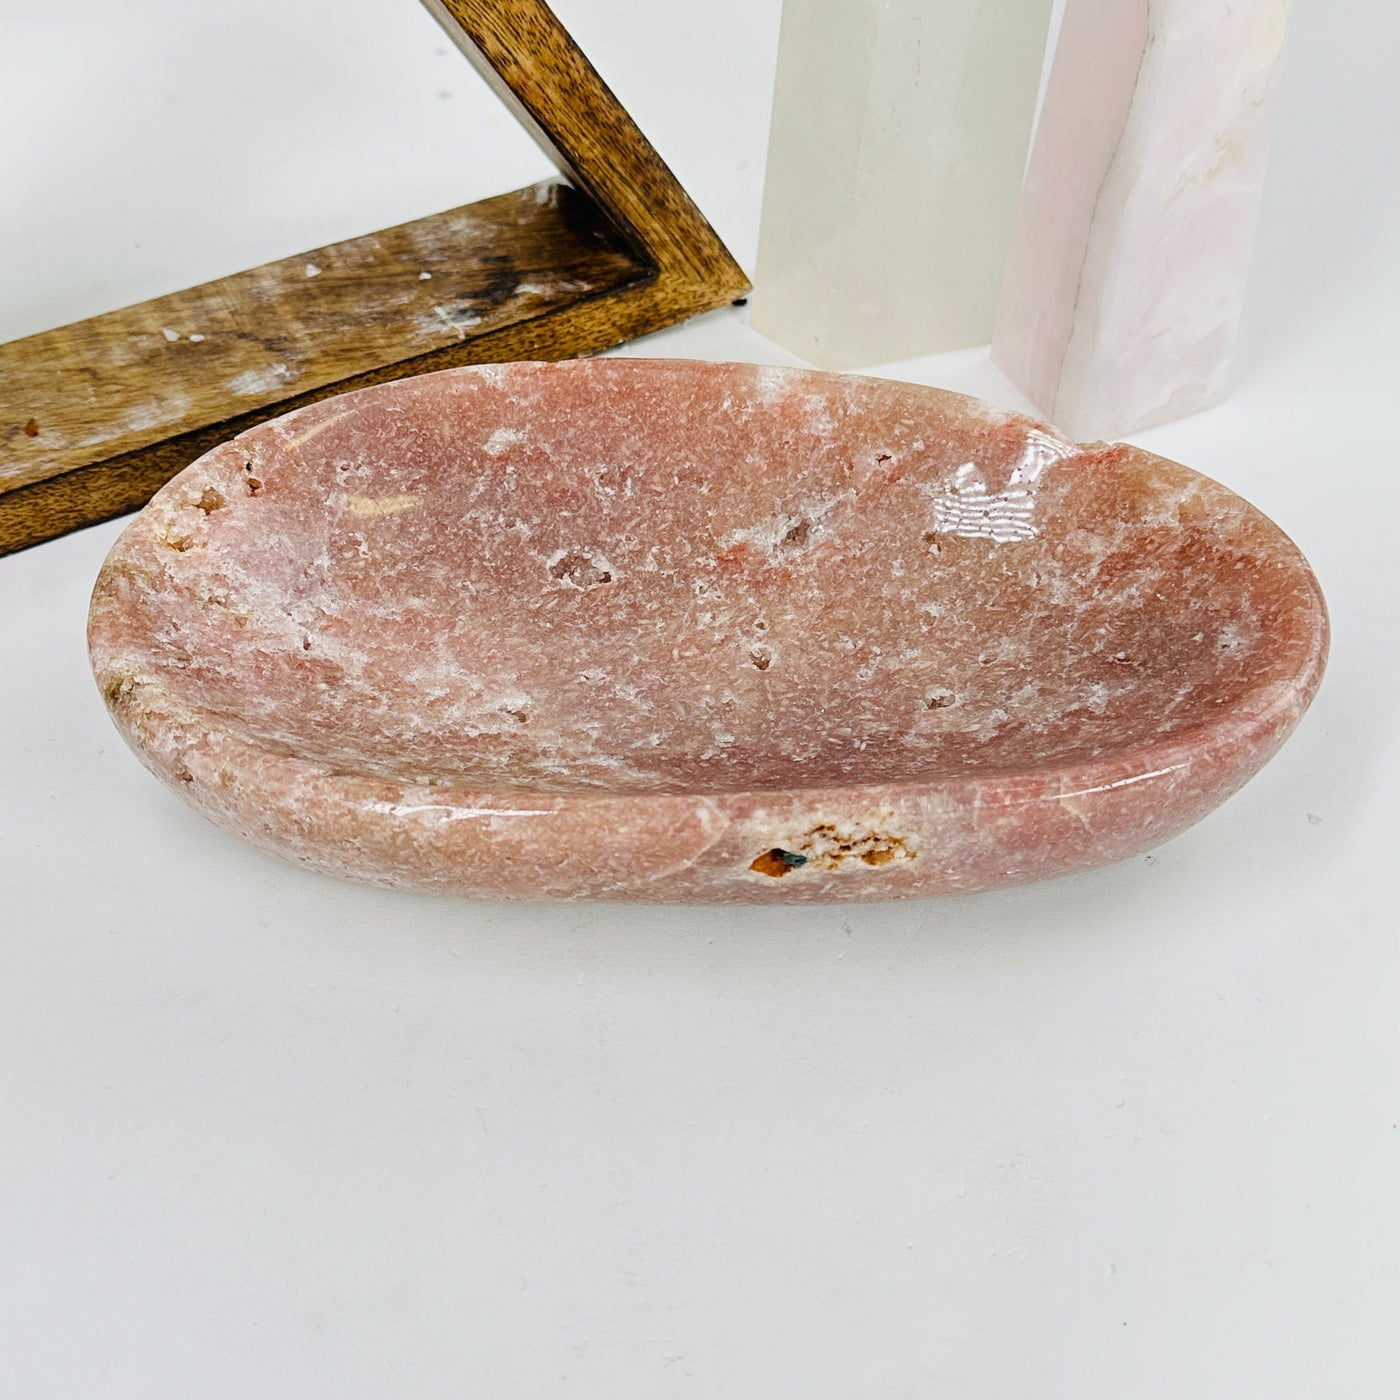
[88,359,1328,903]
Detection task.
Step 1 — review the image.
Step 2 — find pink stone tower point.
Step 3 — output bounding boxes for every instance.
[994,0,1294,441]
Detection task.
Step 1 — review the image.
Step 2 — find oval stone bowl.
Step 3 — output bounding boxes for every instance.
[89,360,1327,903]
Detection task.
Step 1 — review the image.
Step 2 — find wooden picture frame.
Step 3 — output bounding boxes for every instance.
[0,0,749,558]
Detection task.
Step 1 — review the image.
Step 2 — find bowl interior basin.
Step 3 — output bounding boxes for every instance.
[97,360,1324,797]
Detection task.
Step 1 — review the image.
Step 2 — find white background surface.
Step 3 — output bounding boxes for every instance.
[2,1,1397,1394]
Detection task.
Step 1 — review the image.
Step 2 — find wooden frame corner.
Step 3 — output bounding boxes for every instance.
[0,0,749,557]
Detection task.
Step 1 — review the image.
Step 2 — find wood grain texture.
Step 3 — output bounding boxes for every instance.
[0,0,749,557]
[2,182,648,502]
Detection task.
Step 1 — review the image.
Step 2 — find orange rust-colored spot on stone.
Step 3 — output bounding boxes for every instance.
[23,418,40,437]
[750,847,807,877]
[715,542,758,573]
[764,824,915,874]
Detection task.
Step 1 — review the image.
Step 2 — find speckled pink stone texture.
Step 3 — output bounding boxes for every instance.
[88,359,1327,903]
